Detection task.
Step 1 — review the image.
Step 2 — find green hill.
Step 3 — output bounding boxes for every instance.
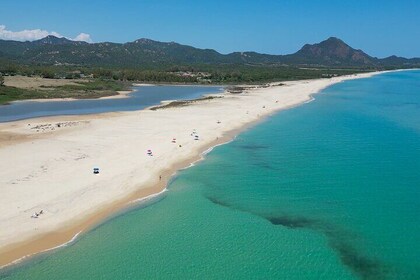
[1,36,419,68]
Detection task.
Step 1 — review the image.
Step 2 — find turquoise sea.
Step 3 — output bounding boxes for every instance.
[1,70,419,279]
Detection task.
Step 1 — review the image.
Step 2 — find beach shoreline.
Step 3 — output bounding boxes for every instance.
[0,71,391,269]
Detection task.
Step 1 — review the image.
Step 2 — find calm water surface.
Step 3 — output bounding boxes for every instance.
[0,85,223,122]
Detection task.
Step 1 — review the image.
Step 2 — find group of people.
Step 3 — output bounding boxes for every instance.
[191,130,199,140]
[148,129,202,157]
[31,210,44,218]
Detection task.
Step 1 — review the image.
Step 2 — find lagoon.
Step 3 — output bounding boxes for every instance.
[0,85,223,122]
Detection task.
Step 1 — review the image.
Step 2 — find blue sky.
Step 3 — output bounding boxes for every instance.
[1,0,419,58]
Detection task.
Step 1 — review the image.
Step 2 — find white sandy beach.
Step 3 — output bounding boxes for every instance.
[0,72,380,267]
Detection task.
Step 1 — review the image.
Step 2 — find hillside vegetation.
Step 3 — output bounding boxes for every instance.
[1,36,418,103]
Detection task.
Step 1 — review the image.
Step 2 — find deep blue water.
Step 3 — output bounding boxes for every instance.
[1,71,419,279]
[0,85,223,122]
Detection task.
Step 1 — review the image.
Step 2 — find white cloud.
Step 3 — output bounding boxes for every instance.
[0,25,61,41]
[0,25,93,43]
[73,32,92,43]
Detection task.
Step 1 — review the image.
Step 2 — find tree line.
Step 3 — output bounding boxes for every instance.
[0,61,368,84]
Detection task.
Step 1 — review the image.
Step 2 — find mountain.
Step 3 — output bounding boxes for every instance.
[379,55,420,66]
[32,35,88,46]
[284,37,377,66]
[0,35,418,68]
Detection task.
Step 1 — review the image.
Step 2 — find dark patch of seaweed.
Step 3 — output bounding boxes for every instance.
[205,195,390,279]
[206,196,231,208]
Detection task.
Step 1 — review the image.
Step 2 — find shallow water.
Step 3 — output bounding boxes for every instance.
[1,71,419,279]
[0,85,223,122]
